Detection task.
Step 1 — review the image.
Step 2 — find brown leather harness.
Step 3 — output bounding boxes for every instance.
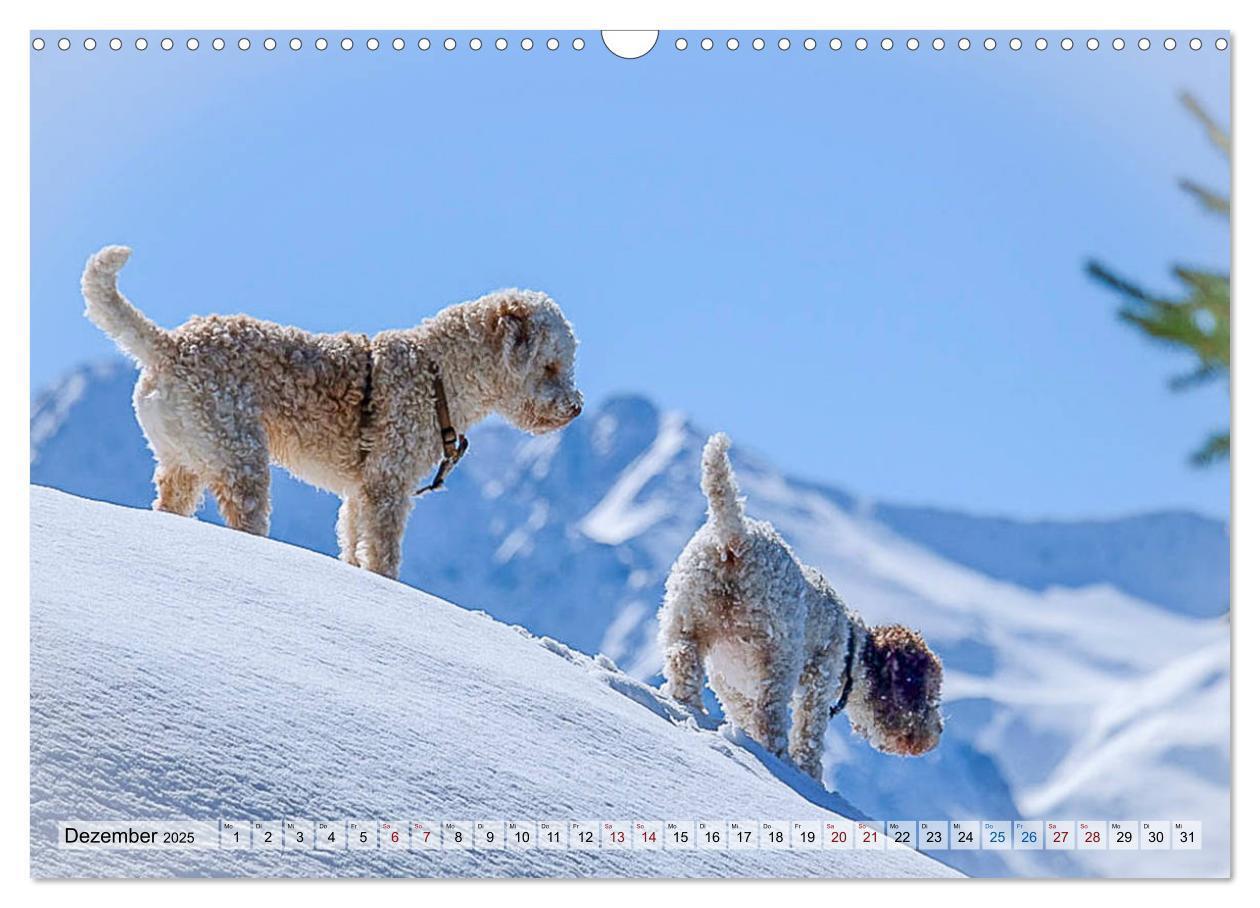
[830,621,859,718]
[359,341,469,497]
[415,361,469,496]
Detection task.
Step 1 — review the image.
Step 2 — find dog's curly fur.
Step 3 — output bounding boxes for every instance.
[81,245,583,579]
[658,433,943,780]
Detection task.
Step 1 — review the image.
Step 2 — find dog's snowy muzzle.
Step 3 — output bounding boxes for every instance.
[534,400,582,432]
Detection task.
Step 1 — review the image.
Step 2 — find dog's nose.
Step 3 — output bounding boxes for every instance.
[568,401,583,418]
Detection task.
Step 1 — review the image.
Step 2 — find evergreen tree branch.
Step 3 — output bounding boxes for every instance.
[1170,363,1228,391]
[1179,179,1231,217]
[1086,260,1153,303]
[1190,431,1230,466]
[1180,92,1231,158]
[1086,94,1230,467]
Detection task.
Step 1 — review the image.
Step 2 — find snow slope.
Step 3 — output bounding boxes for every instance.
[30,487,957,879]
[30,362,1231,877]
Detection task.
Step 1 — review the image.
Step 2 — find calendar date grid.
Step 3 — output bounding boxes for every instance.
[57,819,1203,853]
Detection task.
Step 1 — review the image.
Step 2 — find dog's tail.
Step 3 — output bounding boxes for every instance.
[81,246,172,366]
[701,432,746,544]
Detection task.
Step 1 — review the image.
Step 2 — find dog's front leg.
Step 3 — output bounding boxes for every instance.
[358,481,413,579]
[336,496,362,566]
[789,657,836,781]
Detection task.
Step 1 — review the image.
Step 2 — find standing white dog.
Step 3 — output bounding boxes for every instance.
[81,245,583,579]
[658,433,943,780]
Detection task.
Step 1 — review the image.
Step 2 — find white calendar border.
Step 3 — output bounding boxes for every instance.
[8,0,1251,906]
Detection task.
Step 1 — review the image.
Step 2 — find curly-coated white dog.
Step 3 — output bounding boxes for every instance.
[81,245,582,579]
[659,433,943,780]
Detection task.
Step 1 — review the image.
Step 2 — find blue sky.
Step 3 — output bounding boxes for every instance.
[30,31,1230,519]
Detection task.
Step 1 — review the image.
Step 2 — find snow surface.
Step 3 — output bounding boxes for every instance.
[30,364,1231,878]
[30,487,957,879]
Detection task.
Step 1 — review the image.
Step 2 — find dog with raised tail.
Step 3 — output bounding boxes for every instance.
[81,245,583,579]
[658,433,943,781]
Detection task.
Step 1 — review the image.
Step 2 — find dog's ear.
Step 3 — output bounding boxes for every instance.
[869,624,941,707]
[862,624,943,755]
[493,299,535,375]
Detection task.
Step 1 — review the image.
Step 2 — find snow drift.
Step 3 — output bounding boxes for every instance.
[29,487,957,879]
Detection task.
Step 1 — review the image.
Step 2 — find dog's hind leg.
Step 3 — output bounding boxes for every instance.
[210,467,271,536]
[714,685,756,731]
[153,462,205,516]
[135,374,205,518]
[207,419,272,536]
[749,643,796,760]
[659,589,708,710]
[661,633,706,711]
[752,692,792,760]
[336,495,362,566]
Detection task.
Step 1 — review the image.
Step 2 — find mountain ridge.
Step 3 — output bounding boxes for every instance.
[32,360,1228,619]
